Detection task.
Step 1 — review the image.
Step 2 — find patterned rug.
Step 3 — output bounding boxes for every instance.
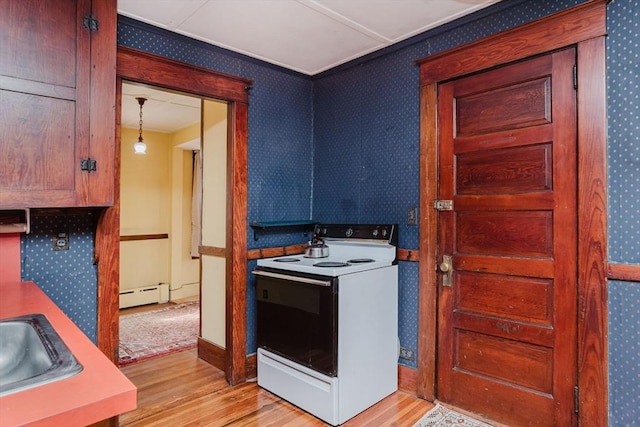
[413,403,494,427]
[119,302,199,366]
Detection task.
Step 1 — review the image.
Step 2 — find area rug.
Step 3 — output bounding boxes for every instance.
[119,302,199,366]
[413,403,494,427]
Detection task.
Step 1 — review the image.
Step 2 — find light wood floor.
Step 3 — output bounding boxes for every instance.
[119,349,434,426]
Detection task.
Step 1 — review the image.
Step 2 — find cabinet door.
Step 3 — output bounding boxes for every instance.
[0,0,115,208]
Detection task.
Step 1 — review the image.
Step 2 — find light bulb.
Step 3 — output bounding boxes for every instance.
[134,140,147,154]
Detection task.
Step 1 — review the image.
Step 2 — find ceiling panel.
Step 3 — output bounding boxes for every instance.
[312,0,499,41]
[117,0,502,75]
[179,0,383,74]
[121,83,201,133]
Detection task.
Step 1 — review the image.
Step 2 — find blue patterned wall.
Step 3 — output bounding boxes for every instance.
[609,281,639,427]
[608,0,640,264]
[606,1,640,425]
[20,210,99,342]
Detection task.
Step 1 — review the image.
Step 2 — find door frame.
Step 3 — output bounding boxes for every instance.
[96,46,252,385]
[416,1,608,425]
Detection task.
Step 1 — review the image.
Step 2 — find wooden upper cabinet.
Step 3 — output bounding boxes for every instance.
[0,0,116,208]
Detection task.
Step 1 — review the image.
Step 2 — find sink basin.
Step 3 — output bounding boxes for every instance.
[0,314,83,396]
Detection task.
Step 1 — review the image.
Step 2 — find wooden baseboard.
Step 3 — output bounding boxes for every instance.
[398,364,420,396]
[197,337,225,371]
[246,353,257,379]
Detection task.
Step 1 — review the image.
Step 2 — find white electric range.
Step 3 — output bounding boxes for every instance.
[254,223,399,425]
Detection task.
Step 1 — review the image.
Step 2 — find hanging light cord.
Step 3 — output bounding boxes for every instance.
[137,97,146,142]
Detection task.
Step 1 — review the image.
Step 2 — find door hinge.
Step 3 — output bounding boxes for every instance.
[80,158,97,173]
[573,64,578,90]
[83,15,99,32]
[433,200,453,211]
[574,386,579,413]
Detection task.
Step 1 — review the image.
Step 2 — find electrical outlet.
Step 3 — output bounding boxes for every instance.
[53,231,69,251]
[407,207,418,225]
[399,346,414,361]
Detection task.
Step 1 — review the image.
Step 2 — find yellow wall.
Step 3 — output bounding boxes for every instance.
[120,128,172,290]
[120,126,201,296]
[200,100,228,347]
[170,123,200,298]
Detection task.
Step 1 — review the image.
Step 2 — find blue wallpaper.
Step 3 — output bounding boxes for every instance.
[609,281,640,427]
[17,0,637,424]
[608,0,640,264]
[606,1,640,425]
[20,211,99,342]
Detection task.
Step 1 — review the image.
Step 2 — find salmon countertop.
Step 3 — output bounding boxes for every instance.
[0,281,137,427]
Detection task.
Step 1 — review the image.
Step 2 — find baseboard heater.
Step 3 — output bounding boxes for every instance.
[119,284,169,309]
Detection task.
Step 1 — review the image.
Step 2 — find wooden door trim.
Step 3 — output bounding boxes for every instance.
[417,1,608,424]
[96,46,251,386]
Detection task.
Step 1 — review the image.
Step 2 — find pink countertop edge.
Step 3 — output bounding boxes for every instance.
[0,281,137,427]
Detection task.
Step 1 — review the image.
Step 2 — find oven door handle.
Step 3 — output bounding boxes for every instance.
[252,270,332,287]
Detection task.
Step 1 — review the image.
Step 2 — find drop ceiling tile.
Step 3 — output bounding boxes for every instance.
[117,0,208,29]
[176,0,384,74]
[121,83,201,133]
[311,0,502,41]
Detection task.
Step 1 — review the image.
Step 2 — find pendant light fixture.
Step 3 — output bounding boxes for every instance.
[133,97,148,155]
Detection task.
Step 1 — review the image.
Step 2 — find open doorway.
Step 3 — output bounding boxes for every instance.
[118,82,206,365]
[97,46,251,385]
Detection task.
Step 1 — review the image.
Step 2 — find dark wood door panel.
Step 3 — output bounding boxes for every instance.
[456,211,553,257]
[447,371,555,425]
[455,330,553,393]
[455,272,553,324]
[457,77,551,136]
[456,143,553,194]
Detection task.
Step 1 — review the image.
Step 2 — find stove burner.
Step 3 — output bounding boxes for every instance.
[274,258,301,262]
[313,261,349,268]
[347,258,375,264]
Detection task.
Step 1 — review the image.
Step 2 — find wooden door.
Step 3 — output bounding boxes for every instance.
[436,48,578,426]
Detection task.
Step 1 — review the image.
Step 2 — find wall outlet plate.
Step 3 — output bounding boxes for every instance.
[407,207,418,225]
[53,232,69,251]
[399,346,414,361]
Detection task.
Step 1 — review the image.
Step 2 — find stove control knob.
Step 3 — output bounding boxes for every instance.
[345,227,353,237]
[382,228,388,237]
[373,229,379,237]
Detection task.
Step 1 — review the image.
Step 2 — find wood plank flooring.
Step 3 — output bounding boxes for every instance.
[119,349,434,426]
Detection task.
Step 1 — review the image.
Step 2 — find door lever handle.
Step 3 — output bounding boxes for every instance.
[439,255,453,287]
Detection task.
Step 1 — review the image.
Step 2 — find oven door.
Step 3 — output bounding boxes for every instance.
[254,269,338,377]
